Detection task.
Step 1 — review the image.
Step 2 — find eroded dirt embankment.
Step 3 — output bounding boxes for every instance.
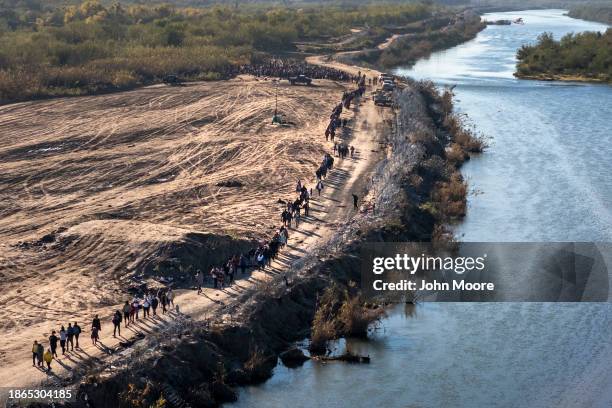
[54,78,480,408]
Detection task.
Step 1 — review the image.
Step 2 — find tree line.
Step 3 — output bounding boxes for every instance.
[567,4,612,25]
[515,29,612,83]
[0,0,433,103]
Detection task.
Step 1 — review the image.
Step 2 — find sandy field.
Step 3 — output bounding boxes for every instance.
[0,58,395,392]
[0,76,348,358]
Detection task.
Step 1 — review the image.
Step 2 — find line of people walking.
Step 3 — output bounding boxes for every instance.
[28,67,362,375]
[117,288,175,333]
[31,316,101,372]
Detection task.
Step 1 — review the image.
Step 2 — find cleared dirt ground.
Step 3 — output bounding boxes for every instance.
[0,75,345,337]
[0,65,393,391]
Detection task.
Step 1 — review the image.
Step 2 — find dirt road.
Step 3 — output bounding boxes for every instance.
[0,69,391,391]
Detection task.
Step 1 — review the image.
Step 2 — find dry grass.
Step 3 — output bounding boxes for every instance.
[444,115,485,153]
[309,283,383,353]
[432,172,468,220]
[446,142,469,166]
[338,294,383,338]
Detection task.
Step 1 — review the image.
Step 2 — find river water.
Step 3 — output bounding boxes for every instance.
[229,10,612,408]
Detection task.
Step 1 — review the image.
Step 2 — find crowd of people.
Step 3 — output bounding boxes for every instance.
[191,66,365,294]
[237,59,351,81]
[334,142,353,159]
[193,163,326,292]
[29,61,369,375]
[30,288,179,372]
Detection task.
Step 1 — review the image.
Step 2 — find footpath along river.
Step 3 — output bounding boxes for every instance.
[228,10,612,408]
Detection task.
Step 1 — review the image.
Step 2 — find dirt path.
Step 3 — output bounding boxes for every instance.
[307,54,383,78]
[0,67,391,392]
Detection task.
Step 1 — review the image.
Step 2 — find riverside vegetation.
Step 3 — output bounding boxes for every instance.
[0,0,437,103]
[308,81,485,356]
[331,10,486,69]
[567,4,612,25]
[515,29,612,83]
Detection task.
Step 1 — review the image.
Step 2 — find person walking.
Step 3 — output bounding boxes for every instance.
[161,291,168,314]
[239,254,247,275]
[73,322,81,349]
[316,180,324,196]
[151,295,159,316]
[32,341,39,366]
[92,314,101,336]
[36,341,44,368]
[281,209,288,227]
[196,271,204,295]
[112,311,122,337]
[132,298,141,321]
[143,296,150,318]
[211,268,218,289]
[228,262,234,284]
[122,301,131,327]
[43,348,53,371]
[231,255,239,277]
[48,330,58,358]
[352,193,359,210]
[257,252,265,270]
[167,289,175,307]
[59,326,67,355]
[66,323,75,351]
[286,211,293,228]
[91,325,99,346]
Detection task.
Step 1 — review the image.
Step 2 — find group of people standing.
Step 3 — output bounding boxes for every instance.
[238,60,351,81]
[204,254,248,289]
[334,142,354,159]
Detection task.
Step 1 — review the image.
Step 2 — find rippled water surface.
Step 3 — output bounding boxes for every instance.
[396,9,612,241]
[229,10,612,408]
